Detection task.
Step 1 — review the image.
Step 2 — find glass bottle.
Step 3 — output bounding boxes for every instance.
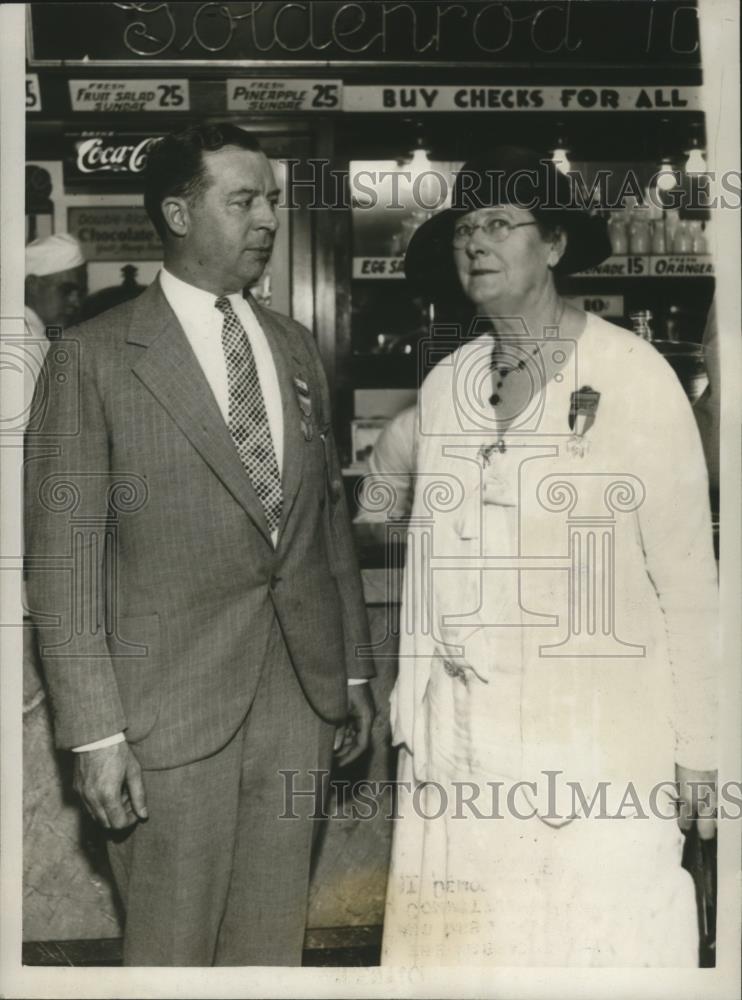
[608,213,628,255]
[664,209,680,252]
[651,219,667,255]
[665,305,685,343]
[673,221,692,254]
[629,207,651,254]
[689,220,707,254]
[702,217,714,256]
[630,309,654,342]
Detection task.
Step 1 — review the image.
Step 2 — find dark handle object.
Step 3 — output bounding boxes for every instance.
[681,824,717,967]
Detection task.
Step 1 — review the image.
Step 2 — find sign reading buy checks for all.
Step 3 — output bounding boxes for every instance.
[341,85,702,112]
[56,79,701,114]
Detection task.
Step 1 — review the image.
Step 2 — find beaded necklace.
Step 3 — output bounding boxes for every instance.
[488,301,566,408]
[488,344,542,407]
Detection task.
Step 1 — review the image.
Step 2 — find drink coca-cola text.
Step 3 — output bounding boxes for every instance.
[75,136,157,174]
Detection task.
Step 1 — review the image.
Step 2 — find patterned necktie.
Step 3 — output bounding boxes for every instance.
[215,296,282,534]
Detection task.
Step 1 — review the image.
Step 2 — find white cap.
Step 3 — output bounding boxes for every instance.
[25,233,85,277]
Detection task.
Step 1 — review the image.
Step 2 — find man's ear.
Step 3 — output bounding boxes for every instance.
[548,228,568,269]
[160,197,190,238]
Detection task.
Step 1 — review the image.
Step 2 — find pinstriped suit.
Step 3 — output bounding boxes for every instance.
[25,277,373,963]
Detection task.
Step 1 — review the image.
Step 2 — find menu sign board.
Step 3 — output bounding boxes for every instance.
[343,86,702,113]
[352,257,405,279]
[67,207,161,261]
[226,79,341,112]
[564,295,624,317]
[648,254,714,276]
[26,74,42,112]
[69,79,190,113]
[577,255,714,278]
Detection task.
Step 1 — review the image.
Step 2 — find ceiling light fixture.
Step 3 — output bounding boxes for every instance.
[656,159,679,192]
[551,145,571,175]
[685,144,708,174]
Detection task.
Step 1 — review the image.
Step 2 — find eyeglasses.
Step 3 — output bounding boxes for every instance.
[452,217,537,247]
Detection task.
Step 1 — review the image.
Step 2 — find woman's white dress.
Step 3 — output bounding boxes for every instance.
[382,315,718,967]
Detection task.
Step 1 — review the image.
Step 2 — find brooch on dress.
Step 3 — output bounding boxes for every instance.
[567,385,600,457]
[478,439,507,465]
[293,375,313,441]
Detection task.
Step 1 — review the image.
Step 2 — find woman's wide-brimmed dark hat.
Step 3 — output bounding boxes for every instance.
[404,145,612,299]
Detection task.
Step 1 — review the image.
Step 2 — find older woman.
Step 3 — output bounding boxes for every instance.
[381,148,718,967]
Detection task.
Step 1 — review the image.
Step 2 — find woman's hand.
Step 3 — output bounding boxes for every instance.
[675,763,717,839]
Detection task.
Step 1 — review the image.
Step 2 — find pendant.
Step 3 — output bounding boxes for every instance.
[566,434,588,458]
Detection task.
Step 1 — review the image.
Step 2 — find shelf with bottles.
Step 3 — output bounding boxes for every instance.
[351,187,714,278]
[606,198,710,252]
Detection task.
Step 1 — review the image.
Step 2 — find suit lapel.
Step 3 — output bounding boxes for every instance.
[250,300,306,535]
[126,281,274,547]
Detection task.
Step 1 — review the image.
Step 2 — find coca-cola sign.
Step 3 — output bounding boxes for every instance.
[65,133,161,190]
[76,136,157,174]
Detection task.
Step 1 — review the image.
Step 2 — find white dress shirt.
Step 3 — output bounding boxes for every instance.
[160,266,285,490]
[74,269,361,753]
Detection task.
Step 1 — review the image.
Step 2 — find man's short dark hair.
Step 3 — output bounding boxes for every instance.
[144,123,262,240]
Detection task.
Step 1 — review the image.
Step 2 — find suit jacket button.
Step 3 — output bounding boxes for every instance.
[269,574,281,589]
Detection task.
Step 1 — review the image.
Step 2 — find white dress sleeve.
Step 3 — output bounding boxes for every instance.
[627,340,719,770]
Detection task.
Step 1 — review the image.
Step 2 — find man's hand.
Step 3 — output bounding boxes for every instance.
[676,763,717,840]
[334,684,376,767]
[73,741,148,830]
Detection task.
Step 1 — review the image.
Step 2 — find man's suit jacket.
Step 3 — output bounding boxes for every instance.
[25,278,373,770]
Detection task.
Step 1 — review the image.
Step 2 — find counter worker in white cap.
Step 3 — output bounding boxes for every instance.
[25,232,87,351]
[22,235,87,587]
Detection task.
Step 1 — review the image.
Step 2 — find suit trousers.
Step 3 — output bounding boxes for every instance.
[107,616,336,966]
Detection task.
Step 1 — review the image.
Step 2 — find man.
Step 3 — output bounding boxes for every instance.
[25,232,86,344]
[25,123,375,966]
[23,233,86,417]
